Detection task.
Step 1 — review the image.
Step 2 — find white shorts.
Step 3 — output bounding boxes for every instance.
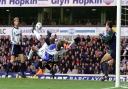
[37,43,48,59]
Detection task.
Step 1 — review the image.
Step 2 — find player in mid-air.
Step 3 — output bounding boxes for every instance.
[27,22,69,77]
[28,22,59,62]
[9,17,26,78]
[27,22,81,74]
[99,21,116,81]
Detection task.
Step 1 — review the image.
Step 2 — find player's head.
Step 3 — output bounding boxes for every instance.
[106,21,113,31]
[13,17,20,27]
[35,22,42,30]
[50,38,55,44]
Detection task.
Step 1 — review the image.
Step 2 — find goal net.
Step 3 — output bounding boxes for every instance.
[116,2,128,88]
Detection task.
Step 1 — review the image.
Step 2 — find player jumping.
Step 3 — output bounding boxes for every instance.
[27,22,69,77]
[28,22,59,62]
[99,21,116,81]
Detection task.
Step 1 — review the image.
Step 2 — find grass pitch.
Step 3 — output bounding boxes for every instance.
[0,78,127,89]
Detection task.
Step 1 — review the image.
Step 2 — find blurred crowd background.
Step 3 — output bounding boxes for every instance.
[0,35,128,75]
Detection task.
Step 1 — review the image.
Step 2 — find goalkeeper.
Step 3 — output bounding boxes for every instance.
[99,21,116,81]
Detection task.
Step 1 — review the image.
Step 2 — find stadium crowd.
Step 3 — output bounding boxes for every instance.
[0,35,128,75]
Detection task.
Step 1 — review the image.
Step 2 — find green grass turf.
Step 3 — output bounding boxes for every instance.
[0,78,127,89]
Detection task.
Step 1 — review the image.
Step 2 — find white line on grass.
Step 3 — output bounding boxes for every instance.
[102,86,128,89]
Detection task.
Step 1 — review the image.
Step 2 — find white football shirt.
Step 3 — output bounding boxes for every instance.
[11,27,22,45]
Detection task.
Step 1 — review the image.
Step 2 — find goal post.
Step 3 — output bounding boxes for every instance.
[115,0,122,87]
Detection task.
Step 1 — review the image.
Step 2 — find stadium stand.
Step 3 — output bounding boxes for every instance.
[0,35,128,75]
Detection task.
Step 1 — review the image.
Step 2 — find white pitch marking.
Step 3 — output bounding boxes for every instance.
[101,87,116,89]
[102,86,128,89]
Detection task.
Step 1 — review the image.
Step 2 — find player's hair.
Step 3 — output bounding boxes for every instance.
[12,17,20,25]
[50,38,55,44]
[13,17,20,22]
[106,21,113,28]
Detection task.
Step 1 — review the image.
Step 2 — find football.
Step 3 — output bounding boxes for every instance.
[35,22,42,30]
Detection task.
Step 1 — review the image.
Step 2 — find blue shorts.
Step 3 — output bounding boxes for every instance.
[11,44,22,56]
[42,43,56,62]
[43,52,53,62]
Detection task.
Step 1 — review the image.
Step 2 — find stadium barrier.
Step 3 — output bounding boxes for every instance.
[0,72,128,81]
[0,27,128,36]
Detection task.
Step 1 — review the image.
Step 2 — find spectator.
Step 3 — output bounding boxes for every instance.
[72,65,78,74]
[0,35,127,75]
[67,68,72,74]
